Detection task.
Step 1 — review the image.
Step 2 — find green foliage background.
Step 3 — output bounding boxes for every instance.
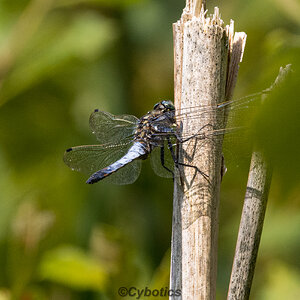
[0,0,299,299]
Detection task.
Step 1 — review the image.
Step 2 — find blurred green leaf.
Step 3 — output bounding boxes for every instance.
[0,12,118,106]
[272,0,300,25]
[0,289,10,300]
[148,249,170,299]
[39,245,108,291]
[254,71,300,190]
[260,207,300,258]
[58,0,142,9]
[258,260,300,300]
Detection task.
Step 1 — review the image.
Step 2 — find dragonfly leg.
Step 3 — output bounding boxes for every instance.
[167,137,210,183]
[160,145,175,179]
[176,123,214,144]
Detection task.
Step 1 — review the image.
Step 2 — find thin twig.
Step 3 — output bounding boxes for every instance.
[227,65,292,300]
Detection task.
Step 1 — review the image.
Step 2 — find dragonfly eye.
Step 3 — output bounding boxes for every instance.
[161,100,175,111]
[153,100,174,111]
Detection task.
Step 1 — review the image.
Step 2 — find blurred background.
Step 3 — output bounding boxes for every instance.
[0,0,299,299]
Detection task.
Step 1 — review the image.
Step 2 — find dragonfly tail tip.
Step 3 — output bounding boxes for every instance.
[86,177,99,184]
[86,178,93,184]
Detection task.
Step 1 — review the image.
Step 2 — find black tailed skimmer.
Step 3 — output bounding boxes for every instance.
[63,92,265,184]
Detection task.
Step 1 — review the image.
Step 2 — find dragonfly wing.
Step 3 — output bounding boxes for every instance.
[174,93,264,136]
[173,126,252,173]
[150,140,176,178]
[89,110,138,144]
[176,126,244,144]
[63,144,142,185]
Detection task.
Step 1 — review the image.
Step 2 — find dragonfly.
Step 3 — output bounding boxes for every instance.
[63,91,267,185]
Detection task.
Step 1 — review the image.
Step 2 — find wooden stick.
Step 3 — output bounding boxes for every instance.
[170,3,246,299]
[227,65,292,300]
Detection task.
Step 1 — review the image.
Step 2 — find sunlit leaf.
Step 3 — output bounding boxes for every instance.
[39,246,108,291]
[0,289,10,300]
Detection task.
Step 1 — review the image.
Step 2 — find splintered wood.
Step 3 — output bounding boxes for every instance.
[170,3,246,300]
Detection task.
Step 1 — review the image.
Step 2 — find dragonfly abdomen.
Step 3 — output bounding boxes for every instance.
[86,142,148,184]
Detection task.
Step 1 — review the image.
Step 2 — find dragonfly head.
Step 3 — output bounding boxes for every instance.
[153,100,175,112]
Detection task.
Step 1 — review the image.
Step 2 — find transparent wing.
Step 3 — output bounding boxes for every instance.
[89,110,138,144]
[149,124,251,182]
[147,92,264,140]
[63,143,142,185]
[174,91,266,126]
[148,92,262,147]
[150,139,177,178]
[179,126,245,145]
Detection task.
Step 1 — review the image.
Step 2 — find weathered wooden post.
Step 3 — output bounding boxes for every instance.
[170,1,246,299]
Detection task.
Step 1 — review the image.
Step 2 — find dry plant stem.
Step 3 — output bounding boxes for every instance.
[227,65,292,300]
[170,3,246,299]
[227,152,272,300]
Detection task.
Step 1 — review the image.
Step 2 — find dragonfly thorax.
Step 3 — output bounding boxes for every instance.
[134,101,177,153]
